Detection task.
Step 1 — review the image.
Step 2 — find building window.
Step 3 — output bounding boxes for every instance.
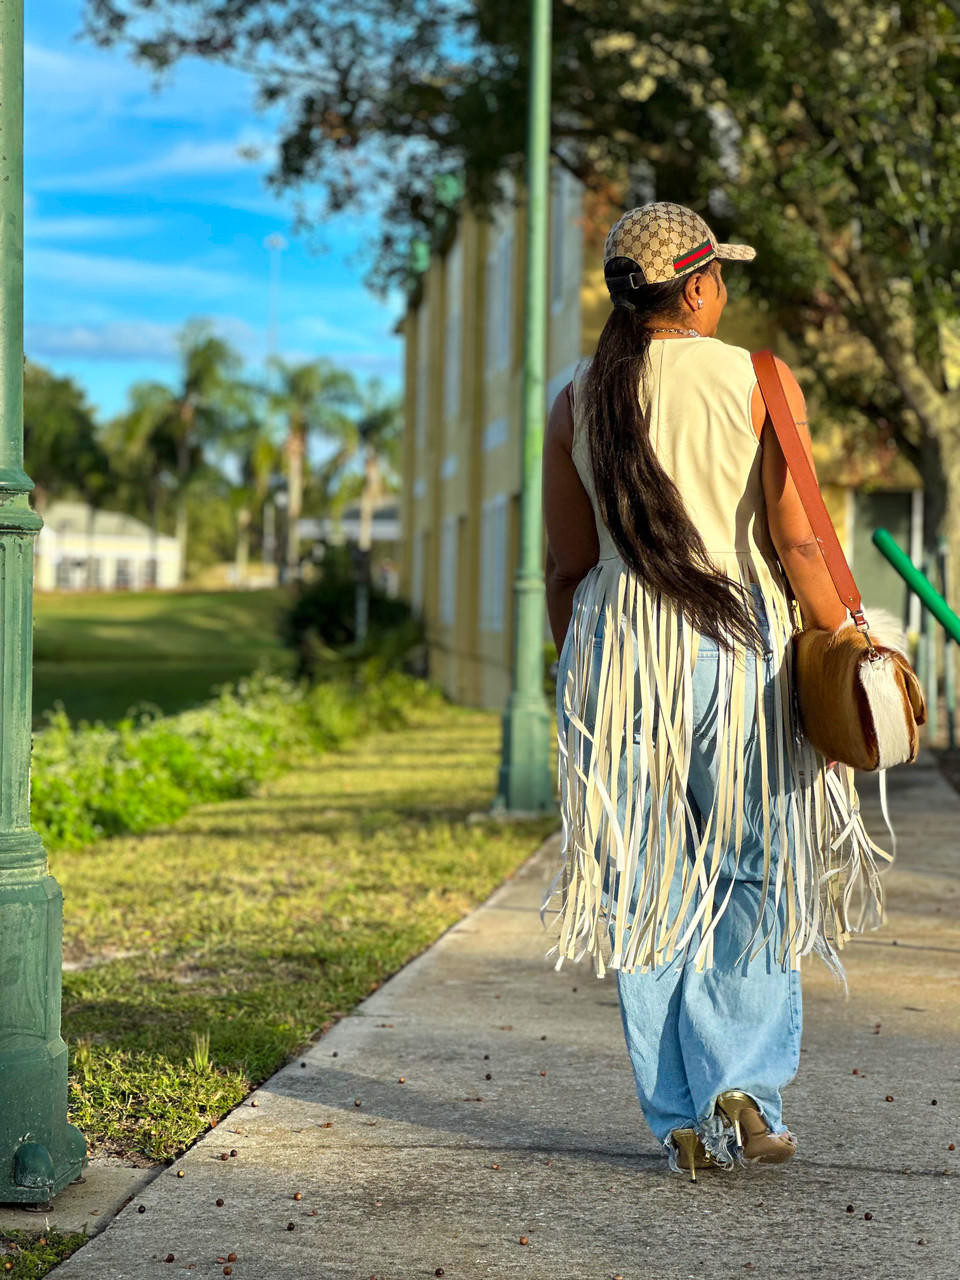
[439,515,457,628]
[443,239,463,422]
[87,557,102,589]
[411,529,426,618]
[115,558,132,589]
[483,417,508,452]
[480,494,508,633]
[497,232,513,371]
[550,167,565,310]
[415,302,429,452]
[485,209,513,376]
[143,557,158,588]
[55,559,72,589]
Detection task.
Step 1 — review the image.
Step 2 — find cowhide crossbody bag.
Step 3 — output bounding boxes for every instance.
[752,349,926,772]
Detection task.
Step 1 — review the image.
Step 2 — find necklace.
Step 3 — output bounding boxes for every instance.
[649,326,703,338]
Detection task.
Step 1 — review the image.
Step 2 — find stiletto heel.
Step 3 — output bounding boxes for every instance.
[669,1127,701,1182]
[715,1090,797,1165]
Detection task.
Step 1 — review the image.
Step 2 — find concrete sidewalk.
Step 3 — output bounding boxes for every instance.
[50,754,959,1280]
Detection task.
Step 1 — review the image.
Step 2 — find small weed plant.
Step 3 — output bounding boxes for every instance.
[189,1030,211,1073]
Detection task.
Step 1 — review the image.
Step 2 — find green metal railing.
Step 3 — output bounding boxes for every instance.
[872,527,960,749]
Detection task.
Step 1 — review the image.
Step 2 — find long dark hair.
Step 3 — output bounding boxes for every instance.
[582,257,765,652]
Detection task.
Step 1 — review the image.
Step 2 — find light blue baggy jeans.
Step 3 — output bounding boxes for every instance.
[557,583,801,1151]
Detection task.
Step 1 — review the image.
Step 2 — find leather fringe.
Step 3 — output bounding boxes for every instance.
[540,553,892,980]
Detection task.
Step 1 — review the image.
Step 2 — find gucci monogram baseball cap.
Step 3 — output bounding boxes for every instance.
[603,201,756,288]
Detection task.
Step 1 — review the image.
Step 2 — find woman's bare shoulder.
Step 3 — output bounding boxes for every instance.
[547,381,575,451]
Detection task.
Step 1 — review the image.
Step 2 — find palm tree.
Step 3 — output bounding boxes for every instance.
[311,377,403,642]
[110,320,242,573]
[267,357,358,581]
[226,399,280,585]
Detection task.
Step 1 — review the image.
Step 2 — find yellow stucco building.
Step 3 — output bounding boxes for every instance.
[399,169,595,708]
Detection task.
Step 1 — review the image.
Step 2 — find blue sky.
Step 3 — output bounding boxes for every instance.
[24,0,405,422]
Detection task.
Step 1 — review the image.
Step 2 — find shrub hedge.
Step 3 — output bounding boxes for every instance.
[32,662,445,852]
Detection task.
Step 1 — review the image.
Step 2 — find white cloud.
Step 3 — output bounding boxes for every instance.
[26,320,180,361]
[27,247,244,297]
[26,315,260,362]
[335,351,403,383]
[26,214,161,242]
[25,39,254,123]
[25,40,141,101]
[295,289,406,344]
[32,133,277,194]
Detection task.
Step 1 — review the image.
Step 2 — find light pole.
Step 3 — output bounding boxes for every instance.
[264,233,287,580]
[0,0,86,1204]
[264,232,287,362]
[274,486,289,584]
[494,0,555,813]
[262,498,276,572]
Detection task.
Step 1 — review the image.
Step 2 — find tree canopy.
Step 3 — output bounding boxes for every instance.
[84,1,960,540]
[85,2,958,304]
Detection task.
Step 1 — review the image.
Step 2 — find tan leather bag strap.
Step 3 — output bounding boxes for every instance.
[751,349,864,621]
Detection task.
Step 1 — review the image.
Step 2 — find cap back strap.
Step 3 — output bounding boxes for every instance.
[605,270,645,291]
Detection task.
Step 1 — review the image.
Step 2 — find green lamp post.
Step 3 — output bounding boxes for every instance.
[494,0,556,814]
[0,0,87,1205]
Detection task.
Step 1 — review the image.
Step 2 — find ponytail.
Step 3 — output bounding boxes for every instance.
[582,261,765,652]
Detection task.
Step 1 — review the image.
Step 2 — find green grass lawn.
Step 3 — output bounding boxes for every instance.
[57,696,559,1164]
[33,589,296,724]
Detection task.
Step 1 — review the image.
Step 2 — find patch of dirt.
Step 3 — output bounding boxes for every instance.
[62,947,142,973]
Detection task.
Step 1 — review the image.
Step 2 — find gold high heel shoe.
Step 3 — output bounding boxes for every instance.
[714,1090,797,1164]
[669,1127,725,1183]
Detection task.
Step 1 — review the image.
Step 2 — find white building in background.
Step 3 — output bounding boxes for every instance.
[297,496,402,598]
[34,501,182,592]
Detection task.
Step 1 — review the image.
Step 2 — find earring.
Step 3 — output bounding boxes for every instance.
[697,299,704,308]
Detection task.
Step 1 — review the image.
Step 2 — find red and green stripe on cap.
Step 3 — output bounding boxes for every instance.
[673,238,714,273]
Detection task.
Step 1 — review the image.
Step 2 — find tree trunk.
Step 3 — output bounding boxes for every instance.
[938,421,960,609]
[354,449,383,645]
[85,502,96,590]
[262,499,275,569]
[285,423,305,582]
[843,270,960,574]
[357,448,381,553]
[149,481,160,586]
[235,507,251,587]
[175,493,188,582]
[176,400,195,576]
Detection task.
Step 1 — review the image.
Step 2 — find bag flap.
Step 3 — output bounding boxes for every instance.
[890,651,927,726]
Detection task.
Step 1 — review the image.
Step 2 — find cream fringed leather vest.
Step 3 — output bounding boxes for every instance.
[541,337,888,981]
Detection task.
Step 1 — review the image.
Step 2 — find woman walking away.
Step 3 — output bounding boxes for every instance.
[540,202,888,1180]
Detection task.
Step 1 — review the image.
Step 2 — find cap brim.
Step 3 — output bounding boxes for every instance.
[715,242,756,262]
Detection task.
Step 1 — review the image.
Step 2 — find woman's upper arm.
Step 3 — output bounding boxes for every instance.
[752,356,819,553]
[542,383,599,581]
